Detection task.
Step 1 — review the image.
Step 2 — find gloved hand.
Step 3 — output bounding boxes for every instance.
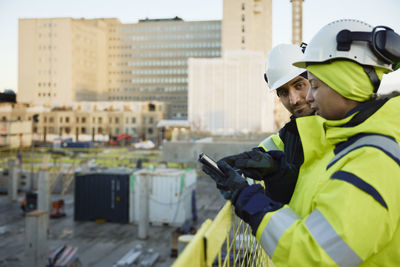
[264,150,299,204]
[220,147,278,180]
[234,184,283,235]
[202,160,249,203]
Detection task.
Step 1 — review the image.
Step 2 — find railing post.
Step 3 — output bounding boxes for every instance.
[137,173,149,239]
[37,170,50,212]
[25,210,48,267]
[7,159,18,202]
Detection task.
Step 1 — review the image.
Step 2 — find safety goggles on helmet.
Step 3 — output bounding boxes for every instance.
[294,19,400,93]
[336,25,400,66]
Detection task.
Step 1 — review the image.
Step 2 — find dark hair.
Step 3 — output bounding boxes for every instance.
[300,71,308,79]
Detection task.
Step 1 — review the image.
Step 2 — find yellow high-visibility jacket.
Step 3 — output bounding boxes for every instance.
[255,96,400,266]
[258,116,304,169]
[258,133,285,152]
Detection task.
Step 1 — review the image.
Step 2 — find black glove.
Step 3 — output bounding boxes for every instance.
[234,184,283,235]
[220,147,278,180]
[264,150,299,204]
[202,160,249,203]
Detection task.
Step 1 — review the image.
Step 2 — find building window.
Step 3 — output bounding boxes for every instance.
[131,117,136,123]
[49,117,54,123]
[115,117,119,123]
[98,127,103,134]
[82,117,86,123]
[44,116,47,123]
[131,128,136,134]
[60,117,63,123]
[98,117,102,123]
[242,14,245,22]
[148,103,155,111]
[65,117,69,123]
[65,127,71,134]
[149,117,154,124]
[76,117,80,123]
[242,3,245,10]
[148,128,153,134]
[81,127,86,134]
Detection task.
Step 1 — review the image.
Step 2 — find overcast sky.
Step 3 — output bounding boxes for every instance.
[1,0,399,93]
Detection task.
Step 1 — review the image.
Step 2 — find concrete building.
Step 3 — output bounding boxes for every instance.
[107,17,221,119]
[291,0,304,45]
[18,18,109,105]
[0,103,32,147]
[0,101,165,144]
[188,0,282,134]
[188,51,274,134]
[222,0,272,56]
[37,101,166,143]
[18,17,221,120]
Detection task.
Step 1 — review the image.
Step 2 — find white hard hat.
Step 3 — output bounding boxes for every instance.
[265,44,307,92]
[293,19,392,70]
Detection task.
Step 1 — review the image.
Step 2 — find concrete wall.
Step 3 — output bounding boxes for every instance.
[162,140,260,166]
[188,51,275,134]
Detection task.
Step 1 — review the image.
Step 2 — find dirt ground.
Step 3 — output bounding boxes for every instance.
[0,174,225,267]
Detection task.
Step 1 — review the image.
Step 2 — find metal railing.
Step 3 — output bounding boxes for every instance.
[173,202,272,267]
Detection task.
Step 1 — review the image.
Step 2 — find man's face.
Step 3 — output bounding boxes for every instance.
[276,76,313,117]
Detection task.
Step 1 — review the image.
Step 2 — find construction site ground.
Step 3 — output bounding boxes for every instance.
[0,174,225,267]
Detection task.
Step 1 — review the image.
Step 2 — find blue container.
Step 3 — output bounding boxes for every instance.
[74,169,133,223]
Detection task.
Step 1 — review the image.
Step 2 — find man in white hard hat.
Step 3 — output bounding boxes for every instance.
[208,44,314,204]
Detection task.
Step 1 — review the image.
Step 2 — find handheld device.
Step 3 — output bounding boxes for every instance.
[198,153,225,177]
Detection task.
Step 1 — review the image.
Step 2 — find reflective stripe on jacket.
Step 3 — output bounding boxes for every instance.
[258,133,284,152]
[255,96,400,266]
[258,116,304,168]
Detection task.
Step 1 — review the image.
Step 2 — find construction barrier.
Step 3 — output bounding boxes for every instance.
[0,147,163,171]
[172,202,272,267]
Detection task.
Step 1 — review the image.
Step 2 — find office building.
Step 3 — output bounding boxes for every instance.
[222,0,272,55]
[18,18,110,105]
[18,17,221,120]
[107,17,221,119]
[188,51,275,134]
[188,0,279,134]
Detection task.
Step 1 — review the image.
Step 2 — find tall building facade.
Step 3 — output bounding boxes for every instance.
[222,0,272,55]
[18,18,110,105]
[291,0,304,45]
[188,0,278,134]
[188,51,275,134]
[18,17,221,120]
[106,17,221,119]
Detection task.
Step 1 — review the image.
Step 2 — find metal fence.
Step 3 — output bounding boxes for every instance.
[172,202,272,267]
